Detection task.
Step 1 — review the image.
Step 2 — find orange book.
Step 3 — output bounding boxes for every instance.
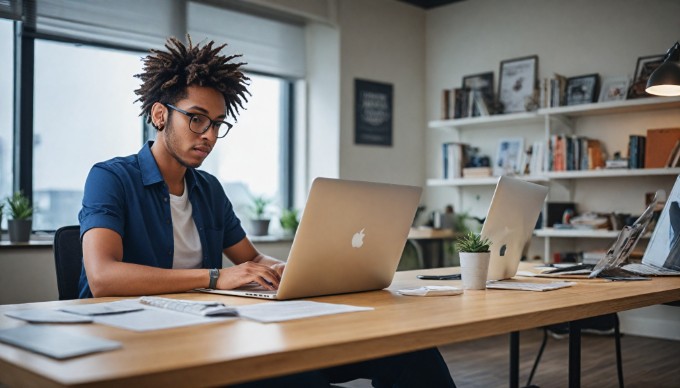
[645,128,680,168]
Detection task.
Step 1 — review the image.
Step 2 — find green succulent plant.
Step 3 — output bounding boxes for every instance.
[454,232,491,253]
[6,191,33,220]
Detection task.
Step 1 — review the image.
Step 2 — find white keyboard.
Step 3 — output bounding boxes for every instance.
[139,297,238,316]
[622,263,680,276]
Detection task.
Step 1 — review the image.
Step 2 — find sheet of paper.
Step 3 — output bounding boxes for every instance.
[236,301,373,323]
[486,281,575,292]
[0,325,121,359]
[60,300,144,316]
[397,286,463,296]
[5,309,93,323]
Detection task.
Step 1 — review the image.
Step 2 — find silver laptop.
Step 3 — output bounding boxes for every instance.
[200,177,422,300]
[481,176,548,280]
[620,175,680,276]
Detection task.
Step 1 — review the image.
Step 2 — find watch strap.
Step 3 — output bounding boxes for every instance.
[208,268,219,289]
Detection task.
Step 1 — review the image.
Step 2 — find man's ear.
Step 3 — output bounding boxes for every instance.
[150,102,167,131]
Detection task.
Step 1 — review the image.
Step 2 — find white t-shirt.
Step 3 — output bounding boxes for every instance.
[170,180,203,269]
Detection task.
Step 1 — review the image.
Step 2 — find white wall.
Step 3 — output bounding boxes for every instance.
[336,0,426,187]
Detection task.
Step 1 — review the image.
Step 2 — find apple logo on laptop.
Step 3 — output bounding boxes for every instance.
[499,244,507,256]
[352,229,365,248]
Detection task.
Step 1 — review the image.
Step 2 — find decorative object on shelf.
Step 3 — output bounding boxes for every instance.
[628,54,665,99]
[645,41,680,97]
[6,191,33,243]
[598,76,630,102]
[279,208,299,237]
[462,72,494,116]
[248,195,272,236]
[498,55,538,113]
[565,73,600,106]
[454,232,492,290]
[494,137,524,176]
[354,78,393,146]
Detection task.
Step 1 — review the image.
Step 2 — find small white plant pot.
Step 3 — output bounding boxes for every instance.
[459,252,491,290]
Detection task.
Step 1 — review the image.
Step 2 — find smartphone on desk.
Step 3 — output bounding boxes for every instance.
[417,274,461,280]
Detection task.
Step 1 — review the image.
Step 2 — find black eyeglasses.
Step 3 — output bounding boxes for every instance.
[164,104,233,138]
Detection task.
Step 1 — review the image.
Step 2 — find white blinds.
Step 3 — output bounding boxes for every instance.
[33,0,187,50]
[0,0,21,20]
[188,2,305,78]
[3,0,306,78]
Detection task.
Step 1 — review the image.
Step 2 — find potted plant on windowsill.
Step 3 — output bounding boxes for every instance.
[249,195,272,236]
[279,208,299,238]
[454,232,492,290]
[6,191,33,243]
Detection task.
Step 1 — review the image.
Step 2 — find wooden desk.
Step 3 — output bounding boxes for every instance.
[1,265,679,387]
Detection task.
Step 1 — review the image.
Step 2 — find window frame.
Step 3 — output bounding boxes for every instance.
[12,20,295,232]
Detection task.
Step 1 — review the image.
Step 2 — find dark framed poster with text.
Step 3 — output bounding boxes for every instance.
[354,79,393,146]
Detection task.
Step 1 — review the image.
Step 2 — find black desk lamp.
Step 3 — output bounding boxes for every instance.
[646,41,680,96]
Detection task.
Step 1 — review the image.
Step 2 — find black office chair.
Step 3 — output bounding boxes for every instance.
[53,225,83,300]
[526,313,624,388]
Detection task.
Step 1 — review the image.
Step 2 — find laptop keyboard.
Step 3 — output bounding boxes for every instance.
[621,263,680,276]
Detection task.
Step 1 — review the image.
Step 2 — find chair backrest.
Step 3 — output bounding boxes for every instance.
[53,225,82,300]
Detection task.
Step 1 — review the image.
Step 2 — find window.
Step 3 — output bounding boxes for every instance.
[32,40,143,230]
[200,73,291,228]
[0,19,12,230]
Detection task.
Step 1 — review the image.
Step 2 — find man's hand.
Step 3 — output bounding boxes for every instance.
[217,261,282,290]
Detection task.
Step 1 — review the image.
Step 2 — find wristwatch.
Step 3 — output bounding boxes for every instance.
[208,268,220,289]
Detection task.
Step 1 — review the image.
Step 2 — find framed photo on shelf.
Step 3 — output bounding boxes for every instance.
[598,76,630,102]
[354,78,393,146]
[628,54,665,99]
[462,72,494,116]
[565,73,600,106]
[494,137,524,176]
[498,55,538,114]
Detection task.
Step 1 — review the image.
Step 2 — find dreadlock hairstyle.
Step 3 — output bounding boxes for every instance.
[134,36,250,125]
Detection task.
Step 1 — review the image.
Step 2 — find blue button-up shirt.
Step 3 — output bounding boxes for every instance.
[78,141,246,298]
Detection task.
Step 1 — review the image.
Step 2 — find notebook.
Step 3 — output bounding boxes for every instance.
[199,177,422,300]
[482,176,549,280]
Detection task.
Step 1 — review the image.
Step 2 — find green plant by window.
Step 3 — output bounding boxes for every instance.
[250,195,271,219]
[279,208,299,231]
[6,191,33,220]
[454,232,491,253]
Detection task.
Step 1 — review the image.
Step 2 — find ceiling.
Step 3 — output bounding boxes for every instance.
[396,0,464,9]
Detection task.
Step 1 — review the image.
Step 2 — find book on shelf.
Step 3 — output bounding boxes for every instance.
[441,89,451,119]
[628,135,646,169]
[549,134,605,172]
[644,127,680,168]
[441,142,469,179]
[548,73,567,107]
[529,141,546,175]
[453,88,467,119]
[462,166,492,178]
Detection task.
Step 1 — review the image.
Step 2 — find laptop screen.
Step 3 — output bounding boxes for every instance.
[642,175,680,271]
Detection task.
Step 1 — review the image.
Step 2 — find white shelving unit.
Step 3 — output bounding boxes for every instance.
[428,96,680,263]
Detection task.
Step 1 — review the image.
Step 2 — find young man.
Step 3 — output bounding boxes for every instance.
[79,36,455,387]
